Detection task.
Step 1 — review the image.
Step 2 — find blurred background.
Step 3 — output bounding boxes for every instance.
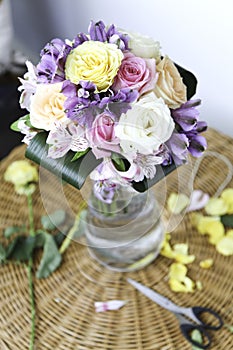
[1,0,232,159]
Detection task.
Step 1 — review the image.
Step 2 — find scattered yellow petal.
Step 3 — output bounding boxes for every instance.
[174,253,196,264]
[205,198,228,216]
[221,188,233,214]
[226,230,233,238]
[160,241,175,259]
[169,278,189,292]
[167,193,189,214]
[208,229,225,245]
[173,243,189,255]
[196,280,203,291]
[197,217,224,237]
[199,259,214,269]
[216,236,233,256]
[169,276,195,293]
[169,262,187,281]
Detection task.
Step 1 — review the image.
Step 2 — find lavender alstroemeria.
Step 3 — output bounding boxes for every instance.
[93,180,120,204]
[166,132,189,165]
[46,122,89,159]
[171,99,201,132]
[88,20,129,50]
[187,135,207,158]
[37,38,72,83]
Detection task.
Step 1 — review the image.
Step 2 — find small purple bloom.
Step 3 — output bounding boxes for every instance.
[171,99,201,132]
[166,132,189,165]
[89,20,107,42]
[93,180,119,204]
[37,38,72,83]
[187,135,207,157]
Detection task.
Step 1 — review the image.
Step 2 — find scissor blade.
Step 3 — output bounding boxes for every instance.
[127,278,180,312]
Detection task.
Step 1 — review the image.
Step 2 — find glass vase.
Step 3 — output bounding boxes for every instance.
[84,182,164,272]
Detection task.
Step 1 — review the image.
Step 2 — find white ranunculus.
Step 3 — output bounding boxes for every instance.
[115,92,174,157]
[121,29,161,61]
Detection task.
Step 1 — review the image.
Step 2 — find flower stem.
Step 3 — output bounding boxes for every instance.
[59,201,87,254]
[27,258,35,350]
[27,193,35,236]
[27,192,36,350]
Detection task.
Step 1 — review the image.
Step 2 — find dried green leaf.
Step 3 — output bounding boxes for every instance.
[221,214,233,228]
[4,225,26,238]
[6,236,36,261]
[0,244,6,263]
[36,232,61,278]
[41,210,66,231]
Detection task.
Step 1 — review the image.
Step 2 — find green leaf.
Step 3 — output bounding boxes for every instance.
[4,225,26,238]
[25,132,101,190]
[36,232,62,278]
[10,114,31,132]
[221,214,233,227]
[71,148,90,162]
[0,244,6,263]
[132,162,178,192]
[41,210,66,231]
[111,153,126,171]
[191,329,203,350]
[6,236,36,261]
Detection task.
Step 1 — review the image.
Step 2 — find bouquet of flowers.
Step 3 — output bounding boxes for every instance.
[12,20,207,199]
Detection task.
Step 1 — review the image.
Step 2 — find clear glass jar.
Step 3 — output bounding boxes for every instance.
[84,183,164,272]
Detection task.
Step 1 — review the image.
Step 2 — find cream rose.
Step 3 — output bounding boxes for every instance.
[65,41,123,92]
[120,29,161,62]
[115,92,174,157]
[30,82,67,131]
[154,56,187,109]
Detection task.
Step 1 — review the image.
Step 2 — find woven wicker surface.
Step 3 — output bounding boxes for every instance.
[0,128,233,350]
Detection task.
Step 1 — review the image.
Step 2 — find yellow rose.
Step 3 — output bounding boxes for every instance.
[30,82,67,131]
[4,160,38,195]
[65,41,123,92]
[154,56,187,109]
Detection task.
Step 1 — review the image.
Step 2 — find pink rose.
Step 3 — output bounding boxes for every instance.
[113,52,157,95]
[86,112,120,159]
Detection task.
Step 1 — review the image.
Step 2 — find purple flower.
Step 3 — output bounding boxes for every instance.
[93,180,120,204]
[166,132,189,165]
[37,38,72,83]
[168,99,207,162]
[88,20,129,50]
[171,99,201,132]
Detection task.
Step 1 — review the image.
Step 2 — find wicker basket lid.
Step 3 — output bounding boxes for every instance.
[0,128,233,350]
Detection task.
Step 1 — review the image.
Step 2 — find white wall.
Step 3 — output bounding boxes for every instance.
[11,0,233,136]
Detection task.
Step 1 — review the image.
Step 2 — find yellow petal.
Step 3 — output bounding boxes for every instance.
[173,243,189,255]
[226,230,233,238]
[205,198,228,216]
[169,262,187,281]
[174,253,196,264]
[167,193,189,214]
[169,278,188,292]
[216,236,233,256]
[208,229,225,245]
[221,188,233,214]
[196,280,203,291]
[169,276,195,293]
[160,241,175,259]
[197,216,222,235]
[199,259,214,269]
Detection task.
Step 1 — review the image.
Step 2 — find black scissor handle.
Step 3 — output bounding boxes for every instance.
[192,306,223,330]
[180,323,211,349]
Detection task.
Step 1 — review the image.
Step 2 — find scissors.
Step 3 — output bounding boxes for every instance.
[127,278,223,349]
